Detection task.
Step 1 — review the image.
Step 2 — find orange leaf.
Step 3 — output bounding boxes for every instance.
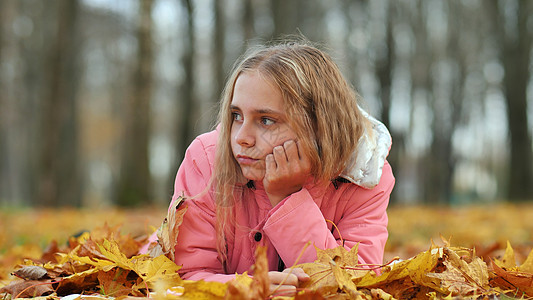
[491,259,533,297]
[226,246,270,299]
[98,268,132,297]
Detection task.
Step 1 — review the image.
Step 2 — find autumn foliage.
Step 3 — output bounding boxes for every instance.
[1,202,533,299]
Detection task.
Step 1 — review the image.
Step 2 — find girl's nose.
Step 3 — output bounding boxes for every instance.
[235,122,255,147]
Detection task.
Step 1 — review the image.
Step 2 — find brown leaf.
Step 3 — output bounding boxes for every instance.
[40,240,61,264]
[12,265,48,280]
[491,259,533,297]
[226,246,270,300]
[98,269,133,297]
[55,269,100,296]
[0,279,54,298]
[251,246,270,298]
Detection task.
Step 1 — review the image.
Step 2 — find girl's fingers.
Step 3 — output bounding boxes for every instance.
[269,271,298,286]
[283,267,310,282]
[265,153,276,174]
[270,284,297,296]
[283,140,299,161]
[272,144,288,165]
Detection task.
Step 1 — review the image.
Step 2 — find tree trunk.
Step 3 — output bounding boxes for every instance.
[489,0,533,201]
[116,0,154,206]
[37,0,82,207]
[173,0,196,172]
[428,1,467,204]
[503,1,533,201]
[213,0,226,99]
[242,0,254,43]
[409,1,435,204]
[0,0,8,204]
[270,0,299,39]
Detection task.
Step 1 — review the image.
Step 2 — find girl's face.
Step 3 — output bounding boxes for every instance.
[230,71,299,181]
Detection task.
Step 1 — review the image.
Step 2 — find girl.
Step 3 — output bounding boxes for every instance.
[156,41,394,293]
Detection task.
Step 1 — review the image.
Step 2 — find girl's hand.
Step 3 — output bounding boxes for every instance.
[268,268,310,296]
[263,140,312,206]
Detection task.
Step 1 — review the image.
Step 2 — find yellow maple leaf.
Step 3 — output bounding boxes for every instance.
[427,248,489,295]
[157,196,188,260]
[493,241,517,270]
[297,245,365,297]
[315,244,359,267]
[165,280,226,299]
[97,239,136,270]
[330,260,363,299]
[353,246,442,290]
[297,260,338,296]
[134,254,182,290]
[519,248,533,274]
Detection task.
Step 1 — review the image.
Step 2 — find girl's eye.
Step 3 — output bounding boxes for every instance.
[261,118,275,126]
[232,112,243,122]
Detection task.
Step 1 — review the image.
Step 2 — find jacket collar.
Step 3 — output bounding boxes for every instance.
[339,110,392,189]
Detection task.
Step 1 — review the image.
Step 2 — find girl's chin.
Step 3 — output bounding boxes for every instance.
[240,166,265,181]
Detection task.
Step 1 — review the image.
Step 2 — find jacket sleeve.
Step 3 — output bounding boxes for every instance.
[263,161,394,267]
[169,137,236,283]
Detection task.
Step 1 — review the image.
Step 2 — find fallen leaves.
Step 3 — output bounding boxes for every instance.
[2,203,533,299]
[0,222,183,298]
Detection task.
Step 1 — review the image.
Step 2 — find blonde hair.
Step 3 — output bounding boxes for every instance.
[214,41,370,268]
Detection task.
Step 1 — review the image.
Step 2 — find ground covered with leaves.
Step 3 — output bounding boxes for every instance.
[1,202,532,299]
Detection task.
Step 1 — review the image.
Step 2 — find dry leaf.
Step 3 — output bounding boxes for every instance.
[493,241,517,270]
[12,265,48,280]
[226,246,270,300]
[427,248,489,295]
[329,260,362,299]
[490,259,533,297]
[297,245,363,297]
[157,196,187,260]
[518,248,533,274]
[0,279,54,298]
[98,269,133,297]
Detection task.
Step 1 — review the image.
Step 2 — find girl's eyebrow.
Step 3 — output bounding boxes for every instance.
[230,105,283,116]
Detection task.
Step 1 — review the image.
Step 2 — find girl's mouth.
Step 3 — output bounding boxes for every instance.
[236,155,260,165]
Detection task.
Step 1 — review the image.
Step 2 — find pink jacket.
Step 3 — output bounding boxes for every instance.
[167,128,395,283]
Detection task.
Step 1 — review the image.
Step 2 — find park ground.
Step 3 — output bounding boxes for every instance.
[1,202,533,281]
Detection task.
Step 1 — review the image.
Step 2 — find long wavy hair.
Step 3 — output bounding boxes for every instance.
[213,41,370,268]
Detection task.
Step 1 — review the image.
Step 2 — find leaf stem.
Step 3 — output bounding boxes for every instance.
[14,278,63,299]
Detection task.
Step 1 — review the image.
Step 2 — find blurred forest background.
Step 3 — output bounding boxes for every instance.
[1,0,532,208]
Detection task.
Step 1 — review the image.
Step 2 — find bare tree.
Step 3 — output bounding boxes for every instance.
[213,0,226,99]
[270,0,305,39]
[242,0,255,43]
[408,1,436,203]
[36,0,82,207]
[0,0,9,204]
[116,0,154,206]
[173,0,196,168]
[427,1,469,204]
[374,0,402,203]
[489,0,533,201]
